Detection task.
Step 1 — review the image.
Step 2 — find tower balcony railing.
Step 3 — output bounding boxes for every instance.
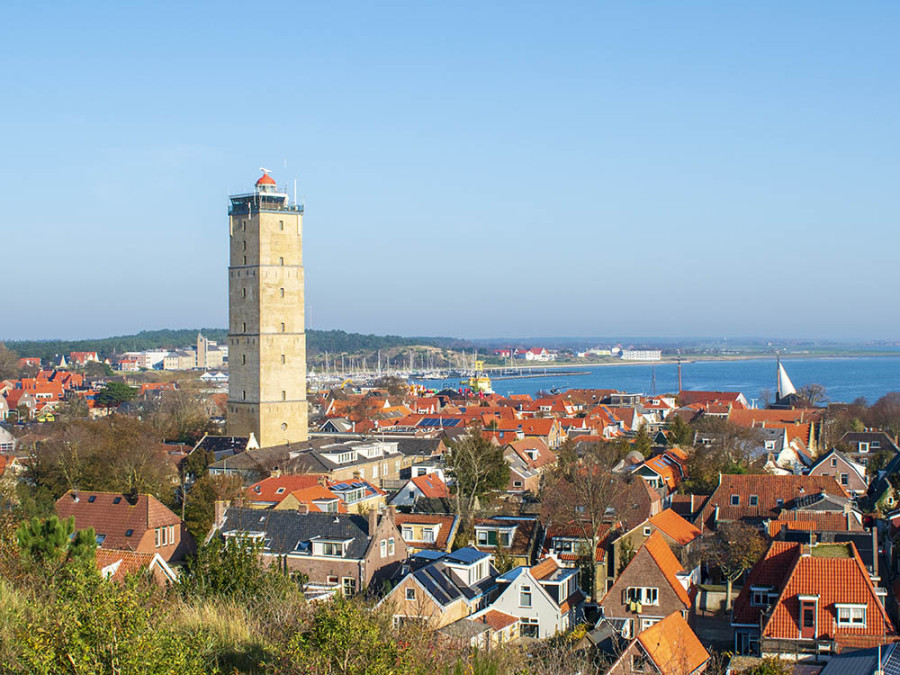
[229,193,304,215]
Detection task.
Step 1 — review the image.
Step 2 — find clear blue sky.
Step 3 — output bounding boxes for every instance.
[3,1,899,341]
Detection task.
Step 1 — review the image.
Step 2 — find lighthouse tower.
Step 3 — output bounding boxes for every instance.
[226,171,308,446]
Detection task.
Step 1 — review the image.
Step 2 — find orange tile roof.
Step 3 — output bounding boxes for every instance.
[247,475,325,504]
[394,513,457,551]
[287,485,348,513]
[761,543,895,645]
[767,510,862,537]
[648,509,701,546]
[411,474,450,499]
[478,610,518,631]
[530,557,559,581]
[643,531,692,607]
[732,541,801,626]
[637,612,709,675]
[95,549,169,583]
[507,438,556,469]
[729,408,823,426]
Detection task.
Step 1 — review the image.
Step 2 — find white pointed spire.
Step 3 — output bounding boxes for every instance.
[777,362,796,400]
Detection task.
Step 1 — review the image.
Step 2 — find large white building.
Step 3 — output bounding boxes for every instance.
[620,349,662,362]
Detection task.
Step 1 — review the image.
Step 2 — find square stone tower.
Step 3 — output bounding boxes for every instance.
[226,171,308,446]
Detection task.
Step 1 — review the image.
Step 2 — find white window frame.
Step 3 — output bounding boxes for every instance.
[406,587,416,601]
[520,585,533,607]
[836,604,867,627]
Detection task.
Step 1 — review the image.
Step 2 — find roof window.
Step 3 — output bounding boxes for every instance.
[113,496,122,504]
[125,529,133,537]
[88,495,96,503]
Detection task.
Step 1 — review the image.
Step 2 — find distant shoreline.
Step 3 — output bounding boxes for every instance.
[485,352,900,372]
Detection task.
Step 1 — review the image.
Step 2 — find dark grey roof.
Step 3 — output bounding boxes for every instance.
[790,492,848,511]
[820,643,900,675]
[412,559,497,607]
[437,618,491,641]
[394,437,443,457]
[220,507,373,560]
[196,435,252,462]
[446,547,489,565]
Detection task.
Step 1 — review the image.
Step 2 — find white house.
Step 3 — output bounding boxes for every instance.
[486,558,583,639]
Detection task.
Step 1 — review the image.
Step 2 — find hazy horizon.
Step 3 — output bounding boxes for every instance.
[5,2,900,341]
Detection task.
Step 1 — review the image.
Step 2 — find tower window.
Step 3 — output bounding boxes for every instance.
[243,255,247,265]
[281,423,287,430]
[281,322,286,332]
[279,220,284,230]
[242,220,246,231]
[242,355,246,365]
[242,288,246,298]
[280,288,284,297]
[241,322,246,332]
[242,390,247,401]
[282,391,286,401]
[242,240,246,251]
[281,354,286,364]
[279,256,284,266]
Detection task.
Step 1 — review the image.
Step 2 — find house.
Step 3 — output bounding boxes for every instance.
[841,430,899,468]
[69,351,99,366]
[608,611,709,675]
[541,520,614,598]
[678,390,749,409]
[472,516,541,567]
[216,506,406,596]
[611,509,701,582]
[599,532,696,639]
[486,557,584,639]
[55,490,195,563]
[379,547,498,629]
[808,449,868,496]
[631,449,688,494]
[731,540,896,658]
[442,609,519,649]
[395,513,459,553]
[246,474,385,514]
[695,474,848,531]
[389,474,451,509]
[193,433,260,463]
[95,549,178,586]
[503,438,556,495]
[0,427,16,452]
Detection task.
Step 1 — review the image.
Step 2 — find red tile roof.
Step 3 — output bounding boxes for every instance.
[530,557,559,581]
[732,541,800,626]
[648,509,701,546]
[767,510,862,537]
[95,549,173,584]
[55,491,180,551]
[637,611,709,675]
[697,474,848,529]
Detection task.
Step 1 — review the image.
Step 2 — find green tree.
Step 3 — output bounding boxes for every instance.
[95,381,138,409]
[703,521,766,609]
[83,360,114,377]
[444,431,510,520]
[16,515,96,575]
[179,535,297,602]
[617,537,636,575]
[0,343,19,380]
[739,656,793,675]
[633,423,652,458]
[667,414,694,447]
[181,474,243,542]
[372,375,407,397]
[281,596,420,675]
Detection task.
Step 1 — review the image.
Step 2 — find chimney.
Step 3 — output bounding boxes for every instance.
[297,502,310,515]
[368,508,378,534]
[73,489,79,503]
[213,499,229,528]
[387,505,397,524]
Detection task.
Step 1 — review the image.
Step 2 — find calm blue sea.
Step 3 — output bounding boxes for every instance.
[415,357,900,405]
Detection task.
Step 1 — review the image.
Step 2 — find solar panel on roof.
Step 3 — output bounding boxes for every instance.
[425,566,461,600]
[446,547,487,564]
[415,570,450,605]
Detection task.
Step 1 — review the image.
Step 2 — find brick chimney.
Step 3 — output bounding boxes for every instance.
[213,499,229,528]
[387,505,397,524]
[368,508,378,534]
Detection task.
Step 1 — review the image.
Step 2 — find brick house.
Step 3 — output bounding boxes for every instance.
[808,449,868,496]
[55,490,195,563]
[395,513,459,553]
[610,509,701,583]
[695,474,848,531]
[217,506,406,596]
[608,611,709,675]
[600,531,696,639]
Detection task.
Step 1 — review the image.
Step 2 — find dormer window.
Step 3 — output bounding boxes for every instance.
[836,604,866,627]
[476,526,514,548]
